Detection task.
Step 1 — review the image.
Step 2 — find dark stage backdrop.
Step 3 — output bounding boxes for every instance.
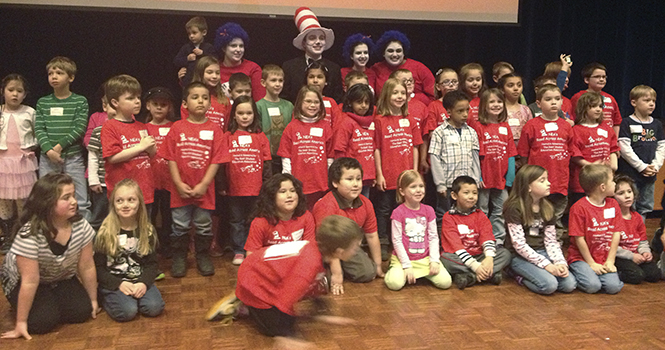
[0,0,664,118]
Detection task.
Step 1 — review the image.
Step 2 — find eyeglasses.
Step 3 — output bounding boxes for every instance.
[401,79,415,85]
[303,99,321,105]
[590,75,607,80]
[438,79,459,86]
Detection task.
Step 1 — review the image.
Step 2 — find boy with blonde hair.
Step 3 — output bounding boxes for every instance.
[35,56,90,219]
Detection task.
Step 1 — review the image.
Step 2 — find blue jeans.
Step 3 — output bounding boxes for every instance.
[171,204,212,237]
[100,284,164,322]
[635,180,655,221]
[39,153,91,221]
[569,260,623,294]
[435,189,452,233]
[510,250,577,295]
[478,188,508,244]
[229,196,257,255]
[372,189,397,246]
[89,187,108,231]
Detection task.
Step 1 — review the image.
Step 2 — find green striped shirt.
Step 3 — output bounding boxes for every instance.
[34,93,88,156]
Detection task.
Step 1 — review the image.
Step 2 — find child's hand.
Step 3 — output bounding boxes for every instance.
[560,54,573,70]
[175,182,193,199]
[53,144,63,154]
[178,67,187,80]
[91,300,101,319]
[218,189,228,196]
[589,262,607,275]
[643,252,653,262]
[544,264,558,276]
[375,265,385,278]
[90,184,103,194]
[641,165,657,177]
[476,259,493,281]
[375,175,386,192]
[193,48,203,56]
[438,188,447,197]
[603,262,617,273]
[632,253,646,264]
[404,267,416,284]
[119,281,135,296]
[46,149,64,164]
[477,180,485,189]
[313,315,357,326]
[429,262,440,276]
[1,321,31,340]
[331,272,344,295]
[187,53,197,61]
[419,158,430,174]
[133,283,147,298]
[556,264,570,278]
[140,136,156,150]
[191,183,207,198]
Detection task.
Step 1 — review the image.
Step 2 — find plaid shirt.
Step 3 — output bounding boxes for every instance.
[428,121,480,191]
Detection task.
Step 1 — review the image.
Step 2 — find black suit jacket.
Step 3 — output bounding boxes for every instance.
[281,56,343,104]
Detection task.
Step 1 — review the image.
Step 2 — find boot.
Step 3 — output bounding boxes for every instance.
[195,234,215,276]
[0,217,16,254]
[170,235,189,278]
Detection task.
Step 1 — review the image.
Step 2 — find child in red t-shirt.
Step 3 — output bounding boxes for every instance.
[335,84,376,197]
[459,63,485,128]
[440,176,511,289]
[423,68,457,169]
[218,95,272,265]
[570,62,622,135]
[613,175,660,284]
[161,82,225,278]
[391,69,428,130]
[143,87,175,256]
[101,75,156,206]
[517,84,572,238]
[567,164,624,294]
[206,215,362,348]
[473,88,517,244]
[305,61,343,129]
[373,77,423,260]
[569,91,619,203]
[180,56,232,130]
[244,173,315,255]
[278,86,334,210]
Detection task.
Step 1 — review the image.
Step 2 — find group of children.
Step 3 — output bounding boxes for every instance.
[1,8,665,346]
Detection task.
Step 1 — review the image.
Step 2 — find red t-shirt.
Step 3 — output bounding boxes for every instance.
[424,100,448,136]
[244,211,316,252]
[567,197,625,264]
[570,90,622,128]
[517,116,573,195]
[473,122,518,190]
[312,191,377,234]
[322,97,343,129]
[220,130,271,197]
[441,209,495,256]
[101,119,154,204]
[277,118,333,194]
[145,122,173,191]
[333,113,376,182]
[569,123,620,193]
[562,96,573,117]
[160,119,225,210]
[219,59,265,102]
[371,59,435,105]
[373,115,423,190]
[236,241,324,315]
[467,97,480,128]
[407,98,428,135]
[618,210,647,253]
[180,96,231,131]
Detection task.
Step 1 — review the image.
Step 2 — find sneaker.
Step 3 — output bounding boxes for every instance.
[206,292,240,321]
[454,273,469,290]
[155,271,166,281]
[232,254,244,266]
[490,272,503,285]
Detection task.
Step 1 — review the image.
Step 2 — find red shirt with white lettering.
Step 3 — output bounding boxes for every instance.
[441,209,495,255]
[407,98,428,135]
[322,97,343,129]
[145,122,173,191]
[618,210,647,253]
[333,113,376,182]
[277,118,333,194]
[569,123,619,193]
[567,197,625,264]
[473,122,517,190]
[570,90,622,128]
[517,116,573,195]
[373,115,423,190]
[101,119,154,203]
[244,211,316,252]
[424,100,448,136]
[467,97,481,128]
[160,119,224,210]
[220,130,271,197]
[180,96,231,131]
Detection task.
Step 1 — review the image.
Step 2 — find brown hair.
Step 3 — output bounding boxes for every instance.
[186,16,207,32]
[46,56,77,77]
[316,215,363,257]
[294,86,326,122]
[105,75,141,110]
[478,88,508,124]
[261,64,283,80]
[535,84,560,101]
[579,164,612,193]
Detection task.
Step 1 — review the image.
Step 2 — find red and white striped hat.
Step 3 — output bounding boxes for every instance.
[292,7,334,51]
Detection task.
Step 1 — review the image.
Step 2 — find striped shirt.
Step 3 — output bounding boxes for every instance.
[0,219,95,297]
[34,93,88,157]
[87,125,106,186]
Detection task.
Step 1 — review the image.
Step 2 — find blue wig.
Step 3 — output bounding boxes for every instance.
[374,30,410,57]
[342,33,375,66]
[214,22,249,53]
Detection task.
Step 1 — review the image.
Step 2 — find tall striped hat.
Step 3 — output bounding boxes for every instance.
[292,7,335,51]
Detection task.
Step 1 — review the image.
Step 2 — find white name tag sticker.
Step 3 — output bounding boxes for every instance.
[50,107,64,116]
[139,129,149,139]
[199,130,214,140]
[368,122,375,131]
[630,125,643,134]
[603,96,612,103]
[118,234,128,247]
[310,127,323,137]
[267,107,281,116]
[597,128,608,138]
[604,207,615,219]
[323,100,332,108]
[529,227,540,237]
[238,135,252,145]
[399,118,410,128]
[457,224,470,234]
[291,228,304,241]
[508,118,521,126]
[544,122,558,132]
[499,126,508,135]
[264,240,308,259]
[159,127,170,136]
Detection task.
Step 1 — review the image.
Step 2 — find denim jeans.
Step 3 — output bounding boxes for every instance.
[569,260,623,294]
[89,187,108,231]
[434,189,452,233]
[372,189,397,246]
[510,250,577,295]
[100,284,165,322]
[635,180,655,221]
[39,153,91,221]
[228,196,257,254]
[171,204,212,238]
[478,188,508,244]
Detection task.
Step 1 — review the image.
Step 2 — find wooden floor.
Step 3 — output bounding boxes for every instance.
[2,218,665,350]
